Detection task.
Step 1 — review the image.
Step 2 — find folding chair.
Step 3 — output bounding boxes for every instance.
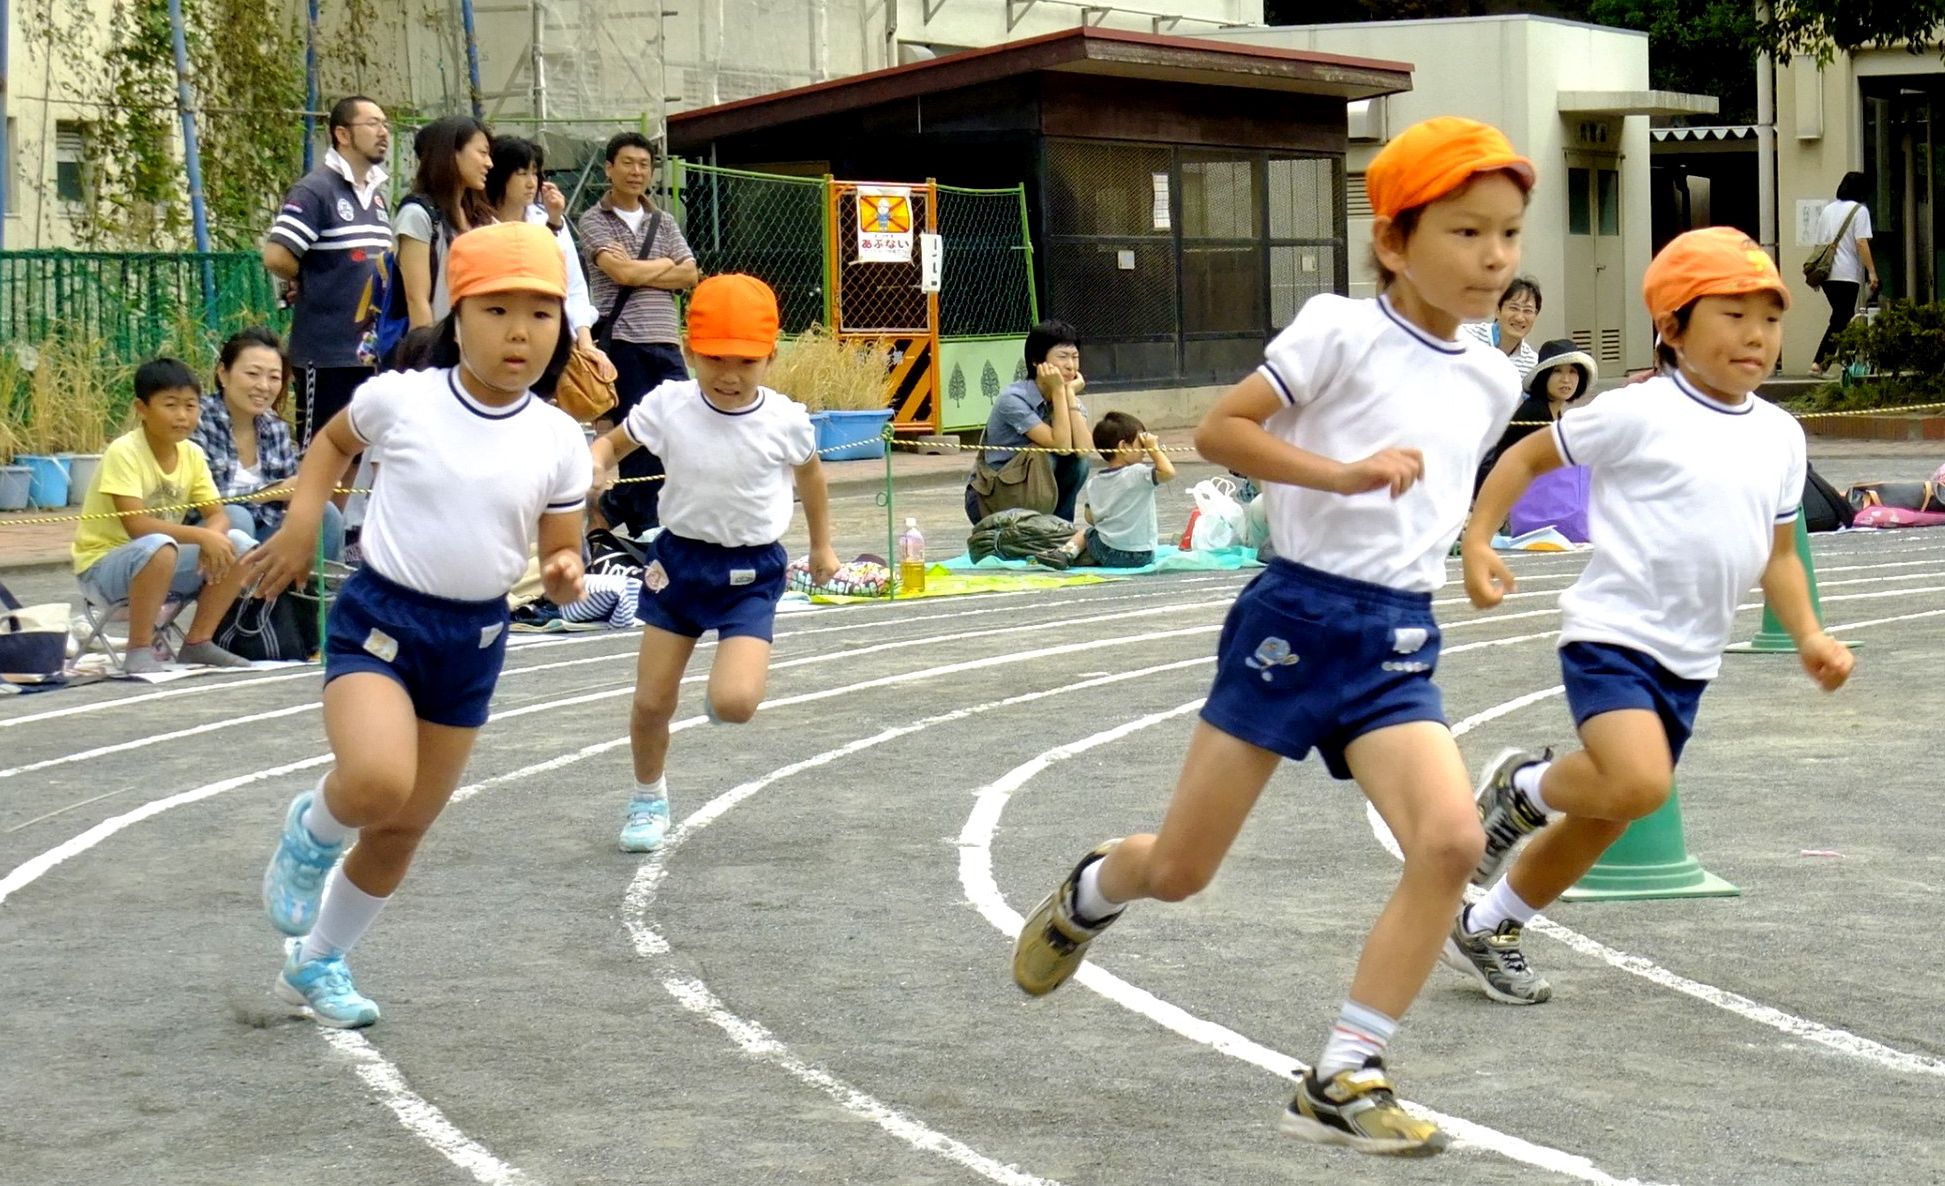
[73,587,192,674]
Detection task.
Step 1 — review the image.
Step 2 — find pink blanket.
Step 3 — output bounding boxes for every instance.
[1851,504,1945,529]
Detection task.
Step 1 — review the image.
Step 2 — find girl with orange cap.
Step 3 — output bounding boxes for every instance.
[1010,116,1535,1156]
[1453,228,1852,1007]
[244,220,592,1027]
[589,272,840,854]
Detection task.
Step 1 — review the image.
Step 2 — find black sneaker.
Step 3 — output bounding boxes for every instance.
[1280,1057,1448,1156]
[1473,747,1550,886]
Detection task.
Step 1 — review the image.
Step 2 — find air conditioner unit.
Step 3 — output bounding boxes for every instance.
[1347,98,1385,143]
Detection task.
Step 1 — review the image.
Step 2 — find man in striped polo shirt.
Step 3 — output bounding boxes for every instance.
[263,96,393,473]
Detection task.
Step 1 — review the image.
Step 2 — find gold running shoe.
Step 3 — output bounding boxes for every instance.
[1011,841,1122,996]
[1280,1058,1449,1157]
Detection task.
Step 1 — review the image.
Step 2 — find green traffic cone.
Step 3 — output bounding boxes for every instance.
[1725,513,1858,654]
[1561,788,1740,901]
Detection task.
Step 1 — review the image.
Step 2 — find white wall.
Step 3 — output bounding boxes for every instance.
[4,0,128,249]
[1211,15,1656,373]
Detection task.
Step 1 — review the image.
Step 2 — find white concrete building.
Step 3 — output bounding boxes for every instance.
[1213,14,1714,376]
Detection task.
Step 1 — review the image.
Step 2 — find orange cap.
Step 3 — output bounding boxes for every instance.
[445,222,567,303]
[1642,226,1791,320]
[686,273,780,358]
[1366,117,1535,220]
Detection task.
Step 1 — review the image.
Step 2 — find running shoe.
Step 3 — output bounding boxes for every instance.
[619,794,671,852]
[263,791,347,936]
[275,938,380,1028]
[1011,841,1122,997]
[1443,909,1552,1004]
[1473,747,1550,887]
[1280,1057,1447,1156]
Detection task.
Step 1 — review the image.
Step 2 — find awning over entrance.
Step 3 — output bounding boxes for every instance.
[1651,125,1758,143]
[1559,90,1719,118]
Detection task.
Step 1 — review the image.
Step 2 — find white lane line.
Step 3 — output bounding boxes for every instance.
[321,1031,532,1185]
[959,704,1674,1186]
[0,577,1243,731]
[622,664,1215,1184]
[0,703,315,780]
[1822,607,1945,632]
[1363,622,1945,1080]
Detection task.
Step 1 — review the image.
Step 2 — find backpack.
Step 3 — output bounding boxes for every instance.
[373,196,441,365]
[1801,464,1854,533]
[1802,202,1860,290]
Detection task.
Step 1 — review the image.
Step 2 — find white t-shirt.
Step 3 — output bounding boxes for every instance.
[622,380,817,546]
[228,461,262,498]
[1257,294,1521,593]
[1813,199,1874,285]
[1552,371,1806,680]
[613,204,648,235]
[349,368,592,601]
[1084,461,1159,552]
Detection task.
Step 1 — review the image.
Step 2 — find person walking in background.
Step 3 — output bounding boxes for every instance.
[1809,171,1879,377]
[1464,277,1542,383]
[262,95,392,498]
[579,132,699,535]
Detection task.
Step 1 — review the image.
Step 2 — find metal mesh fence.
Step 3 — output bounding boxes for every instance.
[936,185,1037,337]
[0,251,285,366]
[673,162,829,334]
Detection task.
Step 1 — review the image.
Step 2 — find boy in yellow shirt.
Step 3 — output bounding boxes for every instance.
[72,358,255,673]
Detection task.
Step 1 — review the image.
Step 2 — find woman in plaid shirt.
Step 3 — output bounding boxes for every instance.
[191,327,347,561]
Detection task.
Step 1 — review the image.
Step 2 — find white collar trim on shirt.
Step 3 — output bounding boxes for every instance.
[446,368,531,420]
[1669,369,1754,415]
[1377,294,1467,356]
[324,148,389,208]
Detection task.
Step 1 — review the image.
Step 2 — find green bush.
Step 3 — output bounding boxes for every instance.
[1795,299,1945,412]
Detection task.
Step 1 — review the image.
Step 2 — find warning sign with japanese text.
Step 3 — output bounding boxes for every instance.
[857,186,914,263]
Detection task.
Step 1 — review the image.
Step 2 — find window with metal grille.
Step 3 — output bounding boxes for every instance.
[55,121,88,204]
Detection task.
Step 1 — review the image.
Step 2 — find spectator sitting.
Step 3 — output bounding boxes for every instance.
[1463,276,1542,383]
[192,326,346,561]
[1476,338,1597,496]
[71,358,256,673]
[1051,411,1177,567]
[964,319,1090,525]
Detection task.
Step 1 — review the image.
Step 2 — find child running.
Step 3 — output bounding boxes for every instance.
[1448,227,1853,1005]
[1010,117,1534,1156]
[249,221,591,1027]
[589,274,839,852]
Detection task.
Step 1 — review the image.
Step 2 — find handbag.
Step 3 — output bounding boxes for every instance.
[553,347,619,423]
[967,428,1058,521]
[589,209,664,352]
[0,580,68,678]
[214,588,321,663]
[1802,202,1860,290]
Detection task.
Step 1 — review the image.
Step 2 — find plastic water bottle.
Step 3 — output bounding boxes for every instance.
[898,517,926,595]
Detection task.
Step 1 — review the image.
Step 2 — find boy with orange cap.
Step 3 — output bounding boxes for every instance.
[246,220,593,1026]
[1009,117,1535,1155]
[1451,228,1853,1006]
[591,273,839,852]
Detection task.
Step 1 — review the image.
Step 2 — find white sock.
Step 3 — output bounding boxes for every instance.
[301,777,354,846]
[1466,878,1540,934]
[1317,1000,1398,1079]
[1072,859,1124,926]
[1512,760,1556,815]
[633,776,667,804]
[299,868,388,962]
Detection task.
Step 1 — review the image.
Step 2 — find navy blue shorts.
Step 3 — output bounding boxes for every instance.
[1201,559,1444,780]
[324,569,509,729]
[1560,642,1709,764]
[636,531,788,642]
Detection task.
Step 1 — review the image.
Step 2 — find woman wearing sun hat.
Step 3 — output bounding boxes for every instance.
[247,220,593,1029]
[1476,337,1597,494]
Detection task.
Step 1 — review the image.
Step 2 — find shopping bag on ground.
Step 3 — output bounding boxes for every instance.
[1185,478,1246,553]
[1508,465,1591,544]
[0,580,69,677]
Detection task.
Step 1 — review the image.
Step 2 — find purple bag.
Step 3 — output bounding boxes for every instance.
[1509,465,1590,543]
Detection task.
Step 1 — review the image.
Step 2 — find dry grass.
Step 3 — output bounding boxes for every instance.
[14,333,124,455]
[768,326,893,413]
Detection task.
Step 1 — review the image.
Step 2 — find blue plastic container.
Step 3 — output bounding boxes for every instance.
[816,409,894,461]
[17,454,69,508]
[0,466,30,511]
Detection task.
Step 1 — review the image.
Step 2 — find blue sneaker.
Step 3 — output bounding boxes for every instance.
[275,938,379,1028]
[619,795,671,852]
[263,791,347,936]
